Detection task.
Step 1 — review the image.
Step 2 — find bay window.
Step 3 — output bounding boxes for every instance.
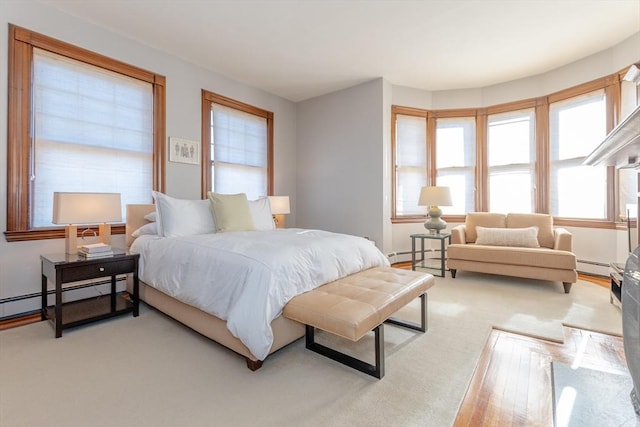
[549,90,607,219]
[487,109,535,214]
[393,111,428,217]
[392,67,633,228]
[435,117,476,215]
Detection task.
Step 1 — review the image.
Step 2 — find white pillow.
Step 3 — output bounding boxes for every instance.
[143,211,157,222]
[207,192,255,232]
[131,222,158,238]
[249,198,275,231]
[475,226,540,248]
[152,191,216,237]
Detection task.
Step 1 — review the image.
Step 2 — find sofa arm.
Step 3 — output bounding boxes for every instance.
[451,225,467,244]
[554,227,573,251]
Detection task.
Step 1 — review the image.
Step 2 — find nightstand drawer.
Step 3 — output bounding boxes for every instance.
[62,258,136,282]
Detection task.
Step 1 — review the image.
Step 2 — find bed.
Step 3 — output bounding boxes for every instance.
[125,203,390,370]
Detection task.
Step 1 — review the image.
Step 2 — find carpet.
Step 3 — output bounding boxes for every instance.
[552,362,639,427]
[0,272,622,427]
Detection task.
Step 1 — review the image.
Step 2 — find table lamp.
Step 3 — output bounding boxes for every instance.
[268,196,290,228]
[418,186,452,234]
[52,192,122,254]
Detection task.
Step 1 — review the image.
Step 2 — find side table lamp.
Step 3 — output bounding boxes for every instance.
[418,186,452,234]
[52,192,122,254]
[268,195,290,228]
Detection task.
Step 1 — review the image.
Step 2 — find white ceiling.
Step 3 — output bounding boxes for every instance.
[40,0,640,102]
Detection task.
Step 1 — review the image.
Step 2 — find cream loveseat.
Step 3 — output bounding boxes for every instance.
[447,213,577,293]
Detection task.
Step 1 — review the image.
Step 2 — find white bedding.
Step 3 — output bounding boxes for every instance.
[130,228,390,360]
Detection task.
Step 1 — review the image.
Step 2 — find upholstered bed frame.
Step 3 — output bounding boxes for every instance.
[125,204,305,370]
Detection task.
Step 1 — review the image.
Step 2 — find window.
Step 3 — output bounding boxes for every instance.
[549,90,607,219]
[619,78,640,221]
[201,91,273,199]
[393,112,428,217]
[32,49,154,227]
[6,25,165,241]
[435,117,476,215]
[487,109,535,213]
[392,71,629,226]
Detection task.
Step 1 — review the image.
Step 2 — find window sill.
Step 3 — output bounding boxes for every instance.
[391,215,466,224]
[4,225,125,242]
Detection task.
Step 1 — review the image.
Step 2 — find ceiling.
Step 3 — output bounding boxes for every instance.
[40,0,640,102]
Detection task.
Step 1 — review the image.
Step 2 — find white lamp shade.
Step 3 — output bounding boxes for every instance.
[268,196,290,215]
[418,186,452,207]
[52,192,122,224]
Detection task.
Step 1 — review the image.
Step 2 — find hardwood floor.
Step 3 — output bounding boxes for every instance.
[453,327,627,426]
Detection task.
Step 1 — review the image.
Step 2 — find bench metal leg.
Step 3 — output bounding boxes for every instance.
[385,293,427,332]
[304,293,428,379]
[306,324,385,379]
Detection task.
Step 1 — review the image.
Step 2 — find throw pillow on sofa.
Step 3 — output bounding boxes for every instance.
[475,226,540,248]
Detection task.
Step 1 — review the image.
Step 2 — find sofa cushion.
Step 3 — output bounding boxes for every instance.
[464,212,506,243]
[475,226,540,248]
[447,244,576,270]
[506,213,554,249]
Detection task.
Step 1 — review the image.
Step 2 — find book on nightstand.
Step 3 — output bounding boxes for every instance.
[79,243,112,253]
[78,250,114,259]
[79,243,114,258]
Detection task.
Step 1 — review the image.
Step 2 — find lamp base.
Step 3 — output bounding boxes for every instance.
[99,223,112,245]
[65,224,78,254]
[273,214,286,229]
[424,220,447,234]
[424,206,447,234]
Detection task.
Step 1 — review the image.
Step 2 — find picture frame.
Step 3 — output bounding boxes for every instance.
[169,137,200,165]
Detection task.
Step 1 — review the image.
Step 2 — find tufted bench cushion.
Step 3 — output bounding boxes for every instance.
[283,267,435,378]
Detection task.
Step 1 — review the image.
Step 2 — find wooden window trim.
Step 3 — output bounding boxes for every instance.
[391,64,638,228]
[201,89,274,199]
[5,25,165,242]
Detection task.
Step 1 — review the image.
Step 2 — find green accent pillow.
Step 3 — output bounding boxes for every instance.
[207,192,255,232]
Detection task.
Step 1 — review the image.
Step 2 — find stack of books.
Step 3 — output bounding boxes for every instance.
[79,243,114,259]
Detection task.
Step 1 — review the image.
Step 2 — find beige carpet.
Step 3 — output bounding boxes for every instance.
[0,272,622,427]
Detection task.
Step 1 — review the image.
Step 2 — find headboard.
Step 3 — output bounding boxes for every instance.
[125,204,156,247]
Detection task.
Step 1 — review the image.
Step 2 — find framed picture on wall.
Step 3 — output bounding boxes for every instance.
[169,137,200,165]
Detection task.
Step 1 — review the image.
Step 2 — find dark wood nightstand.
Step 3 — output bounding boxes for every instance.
[40,250,139,337]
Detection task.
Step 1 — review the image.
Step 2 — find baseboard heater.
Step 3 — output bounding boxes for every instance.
[0,276,127,322]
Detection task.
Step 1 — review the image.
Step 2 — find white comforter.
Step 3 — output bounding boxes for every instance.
[130,229,390,360]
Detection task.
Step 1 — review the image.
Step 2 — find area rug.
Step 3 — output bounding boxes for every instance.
[552,362,638,427]
[0,272,622,427]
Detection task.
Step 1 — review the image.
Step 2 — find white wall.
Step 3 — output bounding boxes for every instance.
[296,79,388,249]
[0,2,297,317]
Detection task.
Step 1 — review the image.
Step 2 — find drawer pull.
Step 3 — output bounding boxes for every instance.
[99,267,105,272]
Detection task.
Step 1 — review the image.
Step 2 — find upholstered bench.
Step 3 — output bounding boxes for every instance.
[283,267,435,379]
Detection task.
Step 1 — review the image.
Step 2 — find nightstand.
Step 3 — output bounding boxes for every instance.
[410,233,452,277]
[40,250,139,338]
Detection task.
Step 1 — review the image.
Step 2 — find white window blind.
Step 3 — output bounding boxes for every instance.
[210,104,268,200]
[549,90,607,219]
[487,109,535,213]
[395,114,428,216]
[32,49,154,228]
[436,117,476,214]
